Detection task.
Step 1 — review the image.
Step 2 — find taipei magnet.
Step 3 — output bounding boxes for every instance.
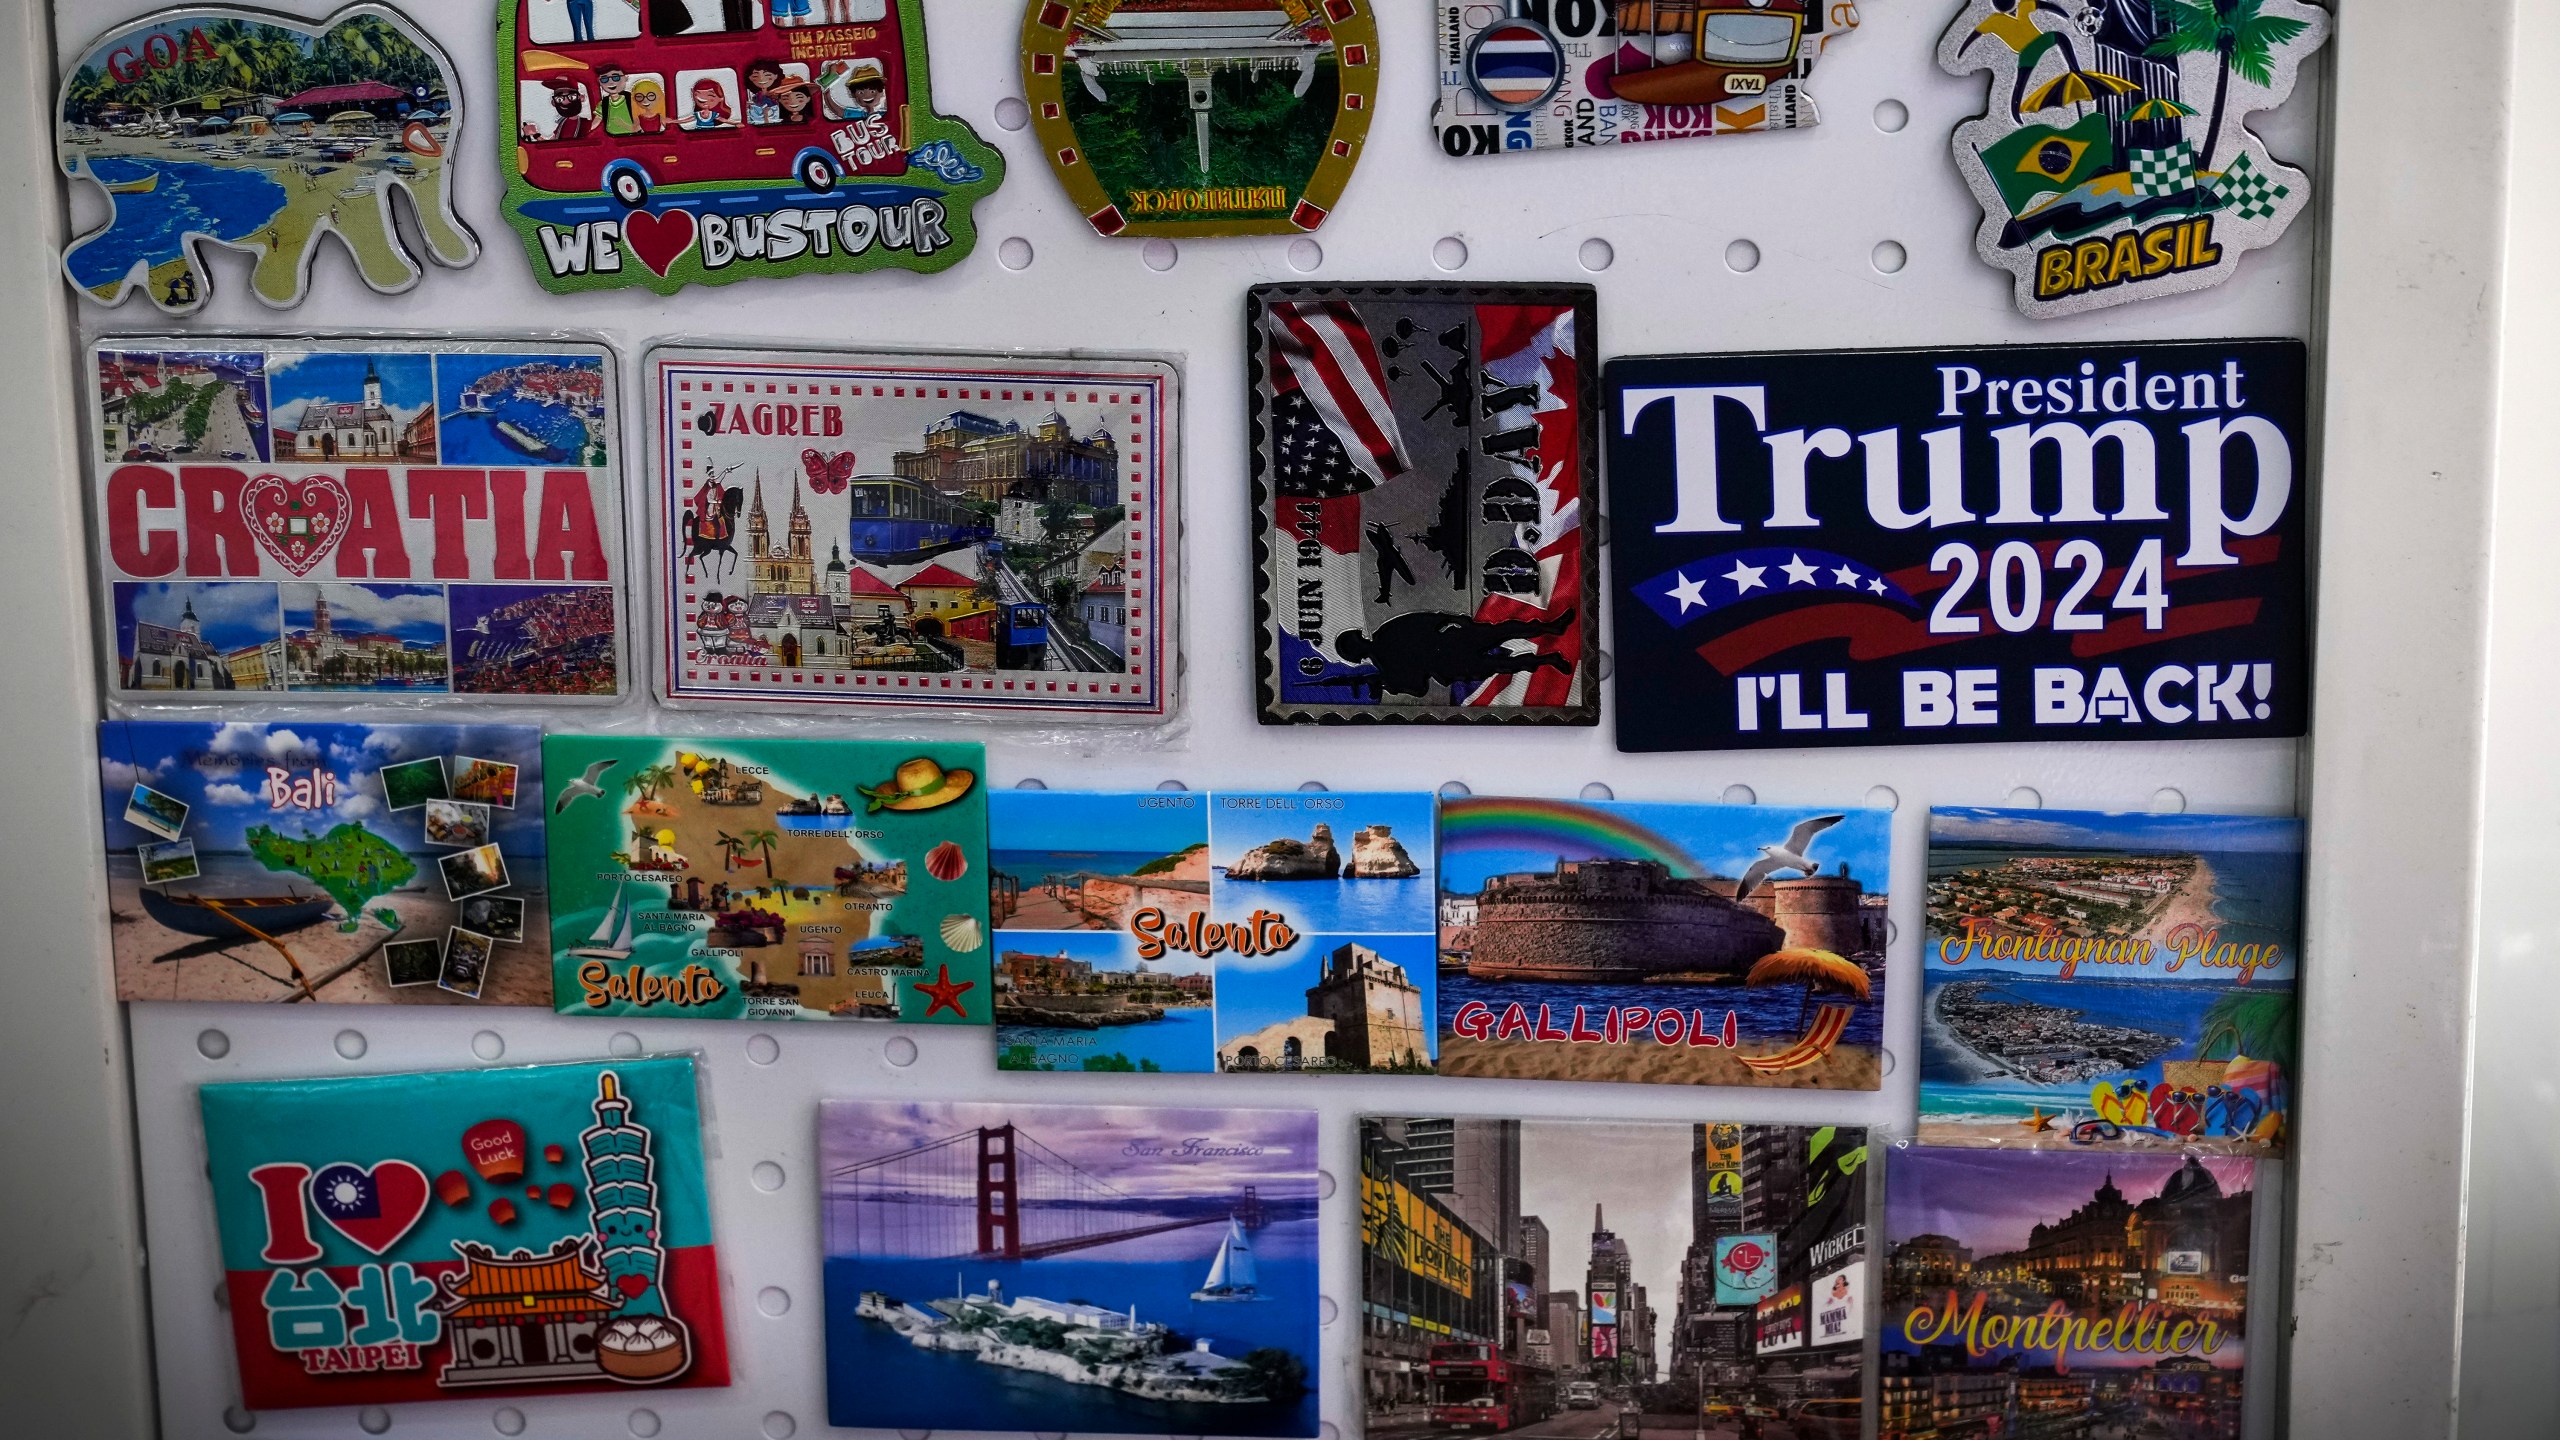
[57,5,480,315]
[1437,0,1863,156]
[1021,0,1378,237]
[1940,0,2329,318]
[499,0,1003,293]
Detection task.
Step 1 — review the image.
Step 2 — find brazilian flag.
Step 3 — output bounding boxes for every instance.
[1980,112,2116,217]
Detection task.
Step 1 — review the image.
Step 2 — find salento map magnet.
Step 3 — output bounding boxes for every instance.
[96,338,627,702]
[1438,795,1891,1089]
[821,1099,1320,1436]
[1362,1118,1870,1421]
[1922,806,2300,1154]
[1021,0,1378,237]
[1884,1147,2258,1437]
[1939,0,2329,318]
[991,788,1437,1074]
[200,1056,731,1409]
[1605,340,2309,751]
[101,721,547,1004]
[499,0,1002,292]
[546,734,993,1023]
[1250,284,1599,725]
[649,347,1177,719]
[1435,0,1863,157]
[58,5,479,314]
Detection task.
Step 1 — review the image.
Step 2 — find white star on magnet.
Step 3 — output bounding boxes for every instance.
[1667,572,1710,612]
[1781,554,1820,586]
[1832,564,1862,587]
[1724,560,1767,594]
[1867,577,1887,595]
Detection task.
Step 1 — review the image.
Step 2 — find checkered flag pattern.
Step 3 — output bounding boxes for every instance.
[2217,151,2289,221]
[2130,142,2195,198]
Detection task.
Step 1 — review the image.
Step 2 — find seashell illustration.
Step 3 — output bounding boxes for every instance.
[926,840,969,882]
[940,913,984,953]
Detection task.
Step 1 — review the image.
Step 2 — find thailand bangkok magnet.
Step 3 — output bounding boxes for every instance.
[1021,0,1378,237]
[1940,0,2329,317]
[57,4,479,314]
[1436,0,1864,157]
[498,0,1003,292]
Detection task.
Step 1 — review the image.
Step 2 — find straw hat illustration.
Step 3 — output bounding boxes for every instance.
[859,757,975,813]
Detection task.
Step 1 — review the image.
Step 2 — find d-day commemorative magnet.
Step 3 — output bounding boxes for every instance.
[1021,0,1378,237]
[499,0,1003,292]
[1604,341,2309,751]
[57,4,479,314]
[1940,0,2329,318]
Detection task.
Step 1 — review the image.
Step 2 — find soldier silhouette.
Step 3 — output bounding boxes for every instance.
[1333,611,1574,697]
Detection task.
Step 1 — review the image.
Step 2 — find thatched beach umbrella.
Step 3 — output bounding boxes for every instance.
[1746,948,1871,1029]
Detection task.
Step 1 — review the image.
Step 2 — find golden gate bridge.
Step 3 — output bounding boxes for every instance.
[826,1122,1266,1261]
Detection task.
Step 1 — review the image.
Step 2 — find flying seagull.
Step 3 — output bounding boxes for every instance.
[553,758,619,815]
[1736,814,1847,899]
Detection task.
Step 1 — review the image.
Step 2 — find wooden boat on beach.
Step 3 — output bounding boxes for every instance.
[139,887,332,939]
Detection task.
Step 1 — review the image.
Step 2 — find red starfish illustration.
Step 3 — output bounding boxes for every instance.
[915,963,974,1019]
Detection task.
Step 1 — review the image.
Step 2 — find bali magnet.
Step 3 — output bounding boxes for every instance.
[498,0,1003,293]
[1436,0,1863,157]
[56,4,479,314]
[1021,0,1378,237]
[1940,0,2329,318]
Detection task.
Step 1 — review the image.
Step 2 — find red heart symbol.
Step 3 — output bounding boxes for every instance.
[621,208,697,278]
[241,473,350,577]
[618,1273,649,1298]
[307,1160,432,1256]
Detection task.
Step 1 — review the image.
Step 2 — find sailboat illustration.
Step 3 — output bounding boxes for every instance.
[1190,1217,1264,1302]
[570,880,636,961]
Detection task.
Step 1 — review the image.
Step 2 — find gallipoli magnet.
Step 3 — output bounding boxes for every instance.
[991,788,1436,1074]
[1884,1148,2258,1437]
[1922,806,2300,1154]
[499,0,1003,293]
[199,1056,731,1409]
[821,1099,1319,1435]
[1250,283,1599,725]
[57,4,478,314]
[1605,340,2309,751]
[1020,0,1378,237]
[1940,0,2329,317]
[1439,795,1890,1089]
[648,347,1177,719]
[95,338,626,702]
[545,734,992,1023]
[1435,0,1863,157]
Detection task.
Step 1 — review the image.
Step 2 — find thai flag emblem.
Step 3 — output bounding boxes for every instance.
[1468,20,1563,111]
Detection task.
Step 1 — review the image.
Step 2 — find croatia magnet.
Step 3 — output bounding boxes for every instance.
[498,0,1003,293]
[1020,0,1378,237]
[1940,0,2329,318]
[57,4,479,314]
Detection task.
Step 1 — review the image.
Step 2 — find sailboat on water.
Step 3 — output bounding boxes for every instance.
[1190,1217,1265,1302]
[570,880,636,960]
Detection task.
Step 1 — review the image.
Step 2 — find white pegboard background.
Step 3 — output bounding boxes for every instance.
[70,0,2322,1436]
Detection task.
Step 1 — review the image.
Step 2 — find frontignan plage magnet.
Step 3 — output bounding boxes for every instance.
[58,4,479,314]
[1021,0,1378,238]
[498,0,1003,293]
[1939,0,2328,318]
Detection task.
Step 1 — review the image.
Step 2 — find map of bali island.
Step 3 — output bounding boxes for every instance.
[96,721,549,1005]
[1920,808,2303,1155]
[545,735,991,1024]
[648,348,1177,720]
[94,339,626,704]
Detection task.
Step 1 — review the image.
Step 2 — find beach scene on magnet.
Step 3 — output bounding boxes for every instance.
[1938,0,2330,318]
[544,734,991,1024]
[1435,0,1862,158]
[652,349,1175,718]
[58,4,478,314]
[96,339,624,702]
[96,721,547,1005]
[820,1099,1319,1436]
[1921,807,2301,1155]
[991,789,1436,1074]
[197,1056,731,1409]
[1020,0,1379,238]
[1437,796,1890,1089]
[499,0,1003,293]
[1884,1146,2256,1438]
[1361,1118,1869,1433]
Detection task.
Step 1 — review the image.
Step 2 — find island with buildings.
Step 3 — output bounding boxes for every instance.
[852,1281,1292,1405]
[1930,979,2183,1086]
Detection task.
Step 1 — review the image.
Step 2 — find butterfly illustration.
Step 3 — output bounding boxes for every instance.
[803,448,856,493]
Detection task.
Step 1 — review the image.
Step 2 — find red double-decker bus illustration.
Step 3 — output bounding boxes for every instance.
[509,0,913,206]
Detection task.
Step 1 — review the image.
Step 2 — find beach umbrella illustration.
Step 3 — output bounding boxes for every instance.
[2129,96,2199,122]
[2020,68,2141,116]
[1745,948,1871,1030]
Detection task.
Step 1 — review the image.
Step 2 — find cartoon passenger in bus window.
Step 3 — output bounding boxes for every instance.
[818,58,885,120]
[770,0,810,29]
[597,64,636,134]
[630,76,669,132]
[529,0,640,44]
[821,0,886,23]
[772,75,816,125]
[680,70,737,129]
[743,58,785,124]
[522,77,593,142]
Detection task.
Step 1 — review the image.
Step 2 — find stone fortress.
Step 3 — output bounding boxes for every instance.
[1450,858,1886,983]
[1217,940,1432,1073]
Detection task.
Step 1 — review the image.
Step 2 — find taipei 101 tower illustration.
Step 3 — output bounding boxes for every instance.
[585,1071,693,1383]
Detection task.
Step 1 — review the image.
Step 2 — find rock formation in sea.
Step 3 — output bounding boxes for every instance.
[1347,824,1421,878]
[1227,822,1340,880]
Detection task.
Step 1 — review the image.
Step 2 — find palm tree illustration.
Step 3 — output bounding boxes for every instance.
[2197,988,2294,1068]
[716,830,747,872]
[626,762,678,803]
[742,828,781,878]
[2147,0,2310,173]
